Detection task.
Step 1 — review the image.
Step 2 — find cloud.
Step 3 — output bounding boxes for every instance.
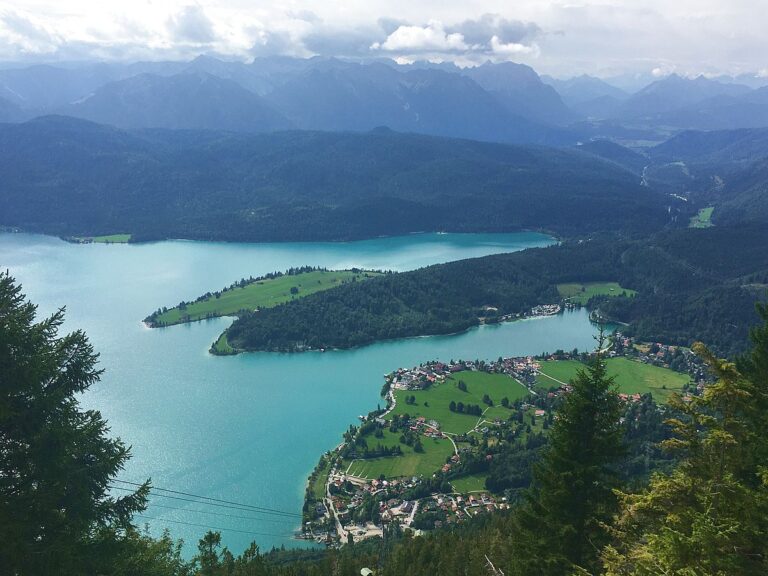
[0,1,766,77]
[372,21,467,53]
[651,63,677,77]
[377,18,408,36]
[490,36,540,57]
[287,10,322,24]
[303,26,383,58]
[167,5,215,44]
[0,10,60,55]
[449,14,540,46]
[249,28,309,58]
[370,15,540,65]
[1,11,55,44]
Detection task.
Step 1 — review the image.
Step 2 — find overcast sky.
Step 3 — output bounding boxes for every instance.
[1,0,766,78]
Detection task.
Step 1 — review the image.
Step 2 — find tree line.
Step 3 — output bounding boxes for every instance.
[226,224,768,356]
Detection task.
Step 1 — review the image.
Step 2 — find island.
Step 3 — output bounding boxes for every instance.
[299,332,707,546]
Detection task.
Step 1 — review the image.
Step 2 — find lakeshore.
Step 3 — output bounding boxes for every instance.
[2,230,580,555]
[301,332,708,546]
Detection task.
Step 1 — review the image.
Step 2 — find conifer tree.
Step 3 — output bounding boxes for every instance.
[0,272,149,574]
[602,335,768,575]
[508,331,624,575]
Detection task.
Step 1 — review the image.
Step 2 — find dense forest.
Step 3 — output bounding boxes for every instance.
[225,224,768,356]
[5,271,768,575]
[0,116,672,242]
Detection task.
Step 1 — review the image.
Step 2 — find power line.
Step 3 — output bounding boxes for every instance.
[111,480,302,517]
[108,485,300,518]
[135,514,295,538]
[146,502,298,524]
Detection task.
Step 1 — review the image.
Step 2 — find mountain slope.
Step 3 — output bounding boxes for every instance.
[715,158,768,225]
[264,62,555,144]
[543,74,628,119]
[463,62,576,125]
[62,72,292,132]
[651,128,768,166]
[616,74,753,121]
[652,86,768,130]
[0,116,670,241]
[576,140,648,174]
[0,95,23,122]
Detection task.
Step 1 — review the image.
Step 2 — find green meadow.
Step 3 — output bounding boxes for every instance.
[71,234,132,243]
[450,473,489,493]
[390,371,529,434]
[536,357,689,402]
[557,282,636,305]
[689,206,714,228]
[345,433,454,480]
[149,269,380,327]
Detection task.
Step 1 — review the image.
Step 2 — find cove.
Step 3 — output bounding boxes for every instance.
[0,231,603,555]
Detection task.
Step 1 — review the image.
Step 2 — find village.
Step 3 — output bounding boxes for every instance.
[300,330,709,546]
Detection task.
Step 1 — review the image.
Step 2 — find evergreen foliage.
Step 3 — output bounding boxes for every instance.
[0,272,150,574]
[226,227,767,356]
[508,333,624,575]
[601,322,768,575]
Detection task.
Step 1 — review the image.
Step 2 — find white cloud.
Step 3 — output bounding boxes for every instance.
[652,63,677,77]
[167,5,216,44]
[490,35,539,57]
[370,18,541,65]
[372,21,467,52]
[0,1,766,77]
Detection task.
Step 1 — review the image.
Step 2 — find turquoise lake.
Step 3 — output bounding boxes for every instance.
[0,231,604,554]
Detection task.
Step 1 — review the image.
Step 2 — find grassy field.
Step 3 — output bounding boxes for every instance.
[345,434,454,480]
[689,206,714,228]
[71,233,132,243]
[311,460,330,501]
[210,332,235,355]
[534,359,586,389]
[389,371,529,434]
[536,358,689,402]
[450,473,489,493]
[150,269,380,327]
[557,282,637,305]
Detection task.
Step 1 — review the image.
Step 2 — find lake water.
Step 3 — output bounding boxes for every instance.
[0,231,602,555]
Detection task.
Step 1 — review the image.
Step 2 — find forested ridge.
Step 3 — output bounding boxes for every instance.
[225,224,768,356]
[5,271,768,575]
[0,116,670,242]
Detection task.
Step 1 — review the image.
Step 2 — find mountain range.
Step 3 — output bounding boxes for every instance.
[2,57,768,143]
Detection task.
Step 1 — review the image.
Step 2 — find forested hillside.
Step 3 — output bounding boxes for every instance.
[225,225,768,356]
[0,116,670,242]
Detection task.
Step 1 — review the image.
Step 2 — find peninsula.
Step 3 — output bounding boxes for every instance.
[144,267,382,352]
[301,332,705,546]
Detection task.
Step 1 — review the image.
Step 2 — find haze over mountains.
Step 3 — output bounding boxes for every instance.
[3,54,768,250]
[2,56,768,143]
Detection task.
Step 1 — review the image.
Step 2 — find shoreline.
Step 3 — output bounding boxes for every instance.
[220,304,570,356]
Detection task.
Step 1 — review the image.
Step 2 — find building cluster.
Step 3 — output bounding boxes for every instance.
[305,332,709,546]
[310,469,510,545]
